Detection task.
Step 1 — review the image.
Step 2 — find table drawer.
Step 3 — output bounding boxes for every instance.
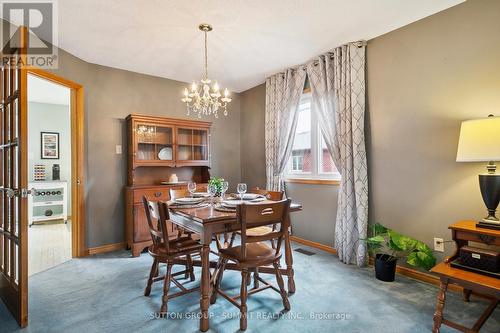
[456,231,500,246]
[133,188,170,203]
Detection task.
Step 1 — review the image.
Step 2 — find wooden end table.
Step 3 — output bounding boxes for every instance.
[431,220,500,333]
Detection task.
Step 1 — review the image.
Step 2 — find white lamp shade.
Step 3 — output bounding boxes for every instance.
[456,116,500,162]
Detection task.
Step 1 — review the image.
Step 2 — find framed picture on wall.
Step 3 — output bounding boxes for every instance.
[41,132,60,159]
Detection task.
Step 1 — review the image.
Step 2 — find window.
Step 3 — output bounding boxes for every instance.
[286,92,340,181]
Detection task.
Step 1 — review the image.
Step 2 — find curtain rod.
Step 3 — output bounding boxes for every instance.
[274,40,367,75]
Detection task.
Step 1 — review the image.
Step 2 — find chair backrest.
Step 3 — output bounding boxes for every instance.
[251,188,284,201]
[142,197,171,253]
[169,188,189,201]
[236,198,291,260]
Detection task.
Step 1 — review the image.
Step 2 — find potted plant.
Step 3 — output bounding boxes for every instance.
[366,223,436,282]
[208,177,224,196]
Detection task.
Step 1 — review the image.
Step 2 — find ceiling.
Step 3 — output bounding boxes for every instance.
[56,0,464,92]
[28,74,70,105]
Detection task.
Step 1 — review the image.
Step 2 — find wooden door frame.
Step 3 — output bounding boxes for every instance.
[26,68,86,257]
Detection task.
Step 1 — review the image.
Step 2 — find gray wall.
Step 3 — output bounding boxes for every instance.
[240,84,338,247]
[366,0,500,261]
[45,49,241,248]
[28,102,72,210]
[239,0,500,253]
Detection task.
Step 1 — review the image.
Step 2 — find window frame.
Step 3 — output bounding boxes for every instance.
[285,90,341,184]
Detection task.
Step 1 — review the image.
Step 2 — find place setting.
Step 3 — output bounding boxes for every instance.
[214,183,267,212]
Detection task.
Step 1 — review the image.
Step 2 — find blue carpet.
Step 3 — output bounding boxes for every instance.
[0,243,498,333]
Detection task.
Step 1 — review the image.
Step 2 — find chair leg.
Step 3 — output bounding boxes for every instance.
[271,239,276,249]
[186,254,195,282]
[210,258,227,304]
[240,268,249,331]
[253,268,260,289]
[160,261,173,314]
[144,259,159,296]
[273,262,290,311]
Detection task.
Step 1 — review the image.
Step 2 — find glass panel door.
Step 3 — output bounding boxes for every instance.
[176,128,209,162]
[136,124,174,162]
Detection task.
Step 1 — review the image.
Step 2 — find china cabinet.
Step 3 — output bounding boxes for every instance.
[125,114,211,256]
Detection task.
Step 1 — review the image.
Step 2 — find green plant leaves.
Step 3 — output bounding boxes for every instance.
[367,223,437,271]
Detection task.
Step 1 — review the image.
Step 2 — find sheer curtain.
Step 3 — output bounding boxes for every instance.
[265,68,307,191]
[307,43,368,266]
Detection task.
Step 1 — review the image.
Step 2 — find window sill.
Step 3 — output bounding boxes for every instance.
[285,178,340,186]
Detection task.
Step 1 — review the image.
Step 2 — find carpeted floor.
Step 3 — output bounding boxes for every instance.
[0,243,498,333]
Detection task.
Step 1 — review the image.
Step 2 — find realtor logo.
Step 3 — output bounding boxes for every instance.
[1,1,58,68]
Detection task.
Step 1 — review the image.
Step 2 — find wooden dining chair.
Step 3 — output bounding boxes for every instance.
[211,199,292,331]
[169,188,190,200]
[142,197,201,314]
[230,188,284,248]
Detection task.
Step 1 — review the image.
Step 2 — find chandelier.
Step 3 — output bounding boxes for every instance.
[182,24,231,118]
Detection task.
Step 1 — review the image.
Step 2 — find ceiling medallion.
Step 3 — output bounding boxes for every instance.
[181,23,231,118]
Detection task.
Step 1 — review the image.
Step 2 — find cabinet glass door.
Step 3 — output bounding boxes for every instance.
[176,128,209,162]
[136,124,174,162]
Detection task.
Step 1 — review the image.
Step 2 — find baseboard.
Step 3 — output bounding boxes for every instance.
[87,242,126,255]
[290,236,337,255]
[290,236,463,292]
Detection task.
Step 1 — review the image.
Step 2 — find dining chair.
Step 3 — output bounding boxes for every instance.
[142,197,201,314]
[211,199,292,331]
[230,188,284,247]
[169,188,190,200]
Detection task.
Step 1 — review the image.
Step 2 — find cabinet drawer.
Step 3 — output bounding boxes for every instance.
[133,188,170,204]
[456,231,500,246]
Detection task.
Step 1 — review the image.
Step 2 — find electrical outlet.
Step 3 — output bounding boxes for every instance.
[115,145,122,155]
[434,237,444,252]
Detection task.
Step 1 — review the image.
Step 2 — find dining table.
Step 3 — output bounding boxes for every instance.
[168,198,302,332]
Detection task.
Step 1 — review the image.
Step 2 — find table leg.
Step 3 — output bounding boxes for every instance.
[284,225,295,294]
[432,279,448,333]
[200,244,210,332]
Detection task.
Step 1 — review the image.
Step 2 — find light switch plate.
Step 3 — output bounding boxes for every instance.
[433,237,444,252]
[115,145,122,155]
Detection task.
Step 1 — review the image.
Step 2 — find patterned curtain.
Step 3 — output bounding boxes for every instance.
[307,43,368,266]
[265,68,307,191]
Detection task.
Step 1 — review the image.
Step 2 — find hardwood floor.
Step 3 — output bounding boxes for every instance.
[28,220,72,276]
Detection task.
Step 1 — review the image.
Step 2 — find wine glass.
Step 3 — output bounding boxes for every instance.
[188,181,196,198]
[221,181,229,201]
[208,183,217,206]
[237,183,247,201]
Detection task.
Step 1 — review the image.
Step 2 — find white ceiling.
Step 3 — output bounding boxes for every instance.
[56,0,464,92]
[28,74,70,105]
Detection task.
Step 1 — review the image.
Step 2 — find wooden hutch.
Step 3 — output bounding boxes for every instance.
[125,114,211,256]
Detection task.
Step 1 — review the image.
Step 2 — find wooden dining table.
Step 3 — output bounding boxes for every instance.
[168,200,302,332]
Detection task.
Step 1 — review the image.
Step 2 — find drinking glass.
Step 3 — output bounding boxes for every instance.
[208,183,217,206]
[221,181,229,200]
[188,181,196,197]
[237,183,247,201]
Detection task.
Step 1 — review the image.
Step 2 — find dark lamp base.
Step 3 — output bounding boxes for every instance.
[476,221,500,231]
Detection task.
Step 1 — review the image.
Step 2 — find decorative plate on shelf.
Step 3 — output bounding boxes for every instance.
[158,147,173,160]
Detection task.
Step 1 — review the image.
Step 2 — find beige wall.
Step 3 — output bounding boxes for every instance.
[367,0,500,260]
[47,49,241,248]
[239,0,500,253]
[240,84,266,188]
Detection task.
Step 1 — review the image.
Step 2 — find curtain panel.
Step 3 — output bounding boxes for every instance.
[265,69,307,191]
[307,43,368,266]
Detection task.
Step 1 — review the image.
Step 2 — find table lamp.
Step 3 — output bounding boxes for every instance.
[456,115,500,230]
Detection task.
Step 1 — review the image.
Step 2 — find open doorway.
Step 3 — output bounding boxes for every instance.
[27,74,72,275]
[26,69,86,275]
